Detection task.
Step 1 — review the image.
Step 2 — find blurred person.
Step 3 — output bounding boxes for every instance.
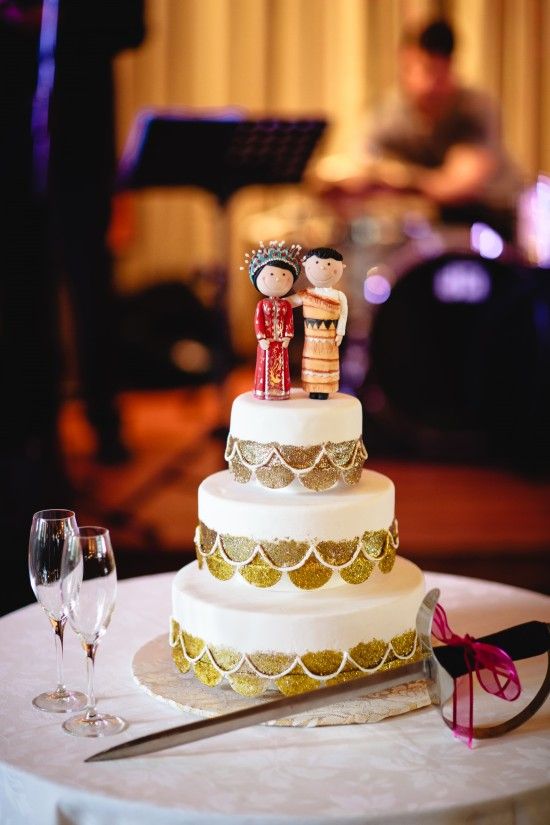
[1,0,67,614]
[1,1,145,469]
[317,18,523,242]
[0,0,144,612]
[50,0,145,462]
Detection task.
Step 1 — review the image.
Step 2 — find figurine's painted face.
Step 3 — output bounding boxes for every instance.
[304,256,345,288]
[255,264,294,298]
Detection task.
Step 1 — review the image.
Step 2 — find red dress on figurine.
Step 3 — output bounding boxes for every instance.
[254,297,294,400]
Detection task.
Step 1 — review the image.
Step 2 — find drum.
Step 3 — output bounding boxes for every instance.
[349,232,550,469]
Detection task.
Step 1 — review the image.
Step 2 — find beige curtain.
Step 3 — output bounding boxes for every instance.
[113,0,550,351]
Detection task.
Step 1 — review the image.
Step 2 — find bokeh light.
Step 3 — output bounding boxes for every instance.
[433,260,492,304]
[470,222,504,259]
[364,269,392,304]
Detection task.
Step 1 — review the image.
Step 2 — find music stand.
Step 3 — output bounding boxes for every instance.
[118,108,326,257]
[117,107,326,200]
[109,108,327,536]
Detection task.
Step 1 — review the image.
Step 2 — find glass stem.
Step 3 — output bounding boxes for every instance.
[84,642,98,721]
[51,616,67,695]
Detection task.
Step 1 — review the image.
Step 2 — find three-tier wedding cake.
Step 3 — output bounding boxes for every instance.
[170,389,425,697]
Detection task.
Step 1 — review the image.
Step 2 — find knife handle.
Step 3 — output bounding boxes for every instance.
[434,620,550,678]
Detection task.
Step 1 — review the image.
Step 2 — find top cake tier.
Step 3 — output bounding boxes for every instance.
[225,389,367,491]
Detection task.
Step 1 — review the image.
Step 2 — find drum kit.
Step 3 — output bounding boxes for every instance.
[242,174,550,469]
[349,179,550,467]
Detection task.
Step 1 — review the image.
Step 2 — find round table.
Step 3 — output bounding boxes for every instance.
[1,570,549,824]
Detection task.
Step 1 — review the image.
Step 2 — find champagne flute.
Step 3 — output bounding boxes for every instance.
[61,527,126,737]
[28,509,87,713]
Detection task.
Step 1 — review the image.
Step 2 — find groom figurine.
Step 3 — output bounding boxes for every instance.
[289,247,348,399]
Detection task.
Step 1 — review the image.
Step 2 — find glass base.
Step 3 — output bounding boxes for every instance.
[62,711,127,738]
[32,689,87,714]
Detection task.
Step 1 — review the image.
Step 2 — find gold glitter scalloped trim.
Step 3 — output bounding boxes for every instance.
[225,436,368,490]
[194,519,399,589]
[169,620,421,697]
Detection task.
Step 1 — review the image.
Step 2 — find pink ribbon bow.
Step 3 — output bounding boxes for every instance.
[432,603,522,747]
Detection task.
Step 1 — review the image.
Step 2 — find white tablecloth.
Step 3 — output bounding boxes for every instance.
[1,570,549,825]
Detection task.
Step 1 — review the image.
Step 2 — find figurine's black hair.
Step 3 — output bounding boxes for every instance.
[303,247,343,262]
[252,260,298,293]
[402,19,455,58]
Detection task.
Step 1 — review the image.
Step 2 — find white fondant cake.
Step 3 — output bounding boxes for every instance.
[171,390,425,697]
[170,558,424,696]
[172,557,423,655]
[196,468,397,591]
[225,390,368,490]
[200,469,394,543]
[229,389,362,445]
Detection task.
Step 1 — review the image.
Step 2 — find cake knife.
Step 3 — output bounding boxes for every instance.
[86,590,550,762]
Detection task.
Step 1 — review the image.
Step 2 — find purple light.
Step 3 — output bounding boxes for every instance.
[343,344,369,386]
[364,273,391,304]
[470,222,504,259]
[534,177,550,266]
[519,176,550,266]
[402,214,431,239]
[415,233,445,259]
[433,261,492,304]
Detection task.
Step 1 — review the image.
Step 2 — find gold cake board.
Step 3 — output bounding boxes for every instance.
[132,634,431,727]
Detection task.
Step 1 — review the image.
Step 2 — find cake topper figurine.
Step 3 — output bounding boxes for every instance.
[289,247,348,399]
[242,240,301,400]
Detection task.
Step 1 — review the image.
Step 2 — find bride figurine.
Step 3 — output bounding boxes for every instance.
[289,247,348,399]
[242,240,302,400]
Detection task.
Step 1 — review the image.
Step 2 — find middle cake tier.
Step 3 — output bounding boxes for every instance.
[196,469,398,590]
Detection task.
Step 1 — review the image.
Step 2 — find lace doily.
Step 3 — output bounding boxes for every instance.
[132,634,431,727]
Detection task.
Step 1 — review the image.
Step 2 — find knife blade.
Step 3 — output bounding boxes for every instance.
[86,657,428,762]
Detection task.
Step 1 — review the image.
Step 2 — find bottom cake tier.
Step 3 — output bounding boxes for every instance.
[170,558,425,697]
